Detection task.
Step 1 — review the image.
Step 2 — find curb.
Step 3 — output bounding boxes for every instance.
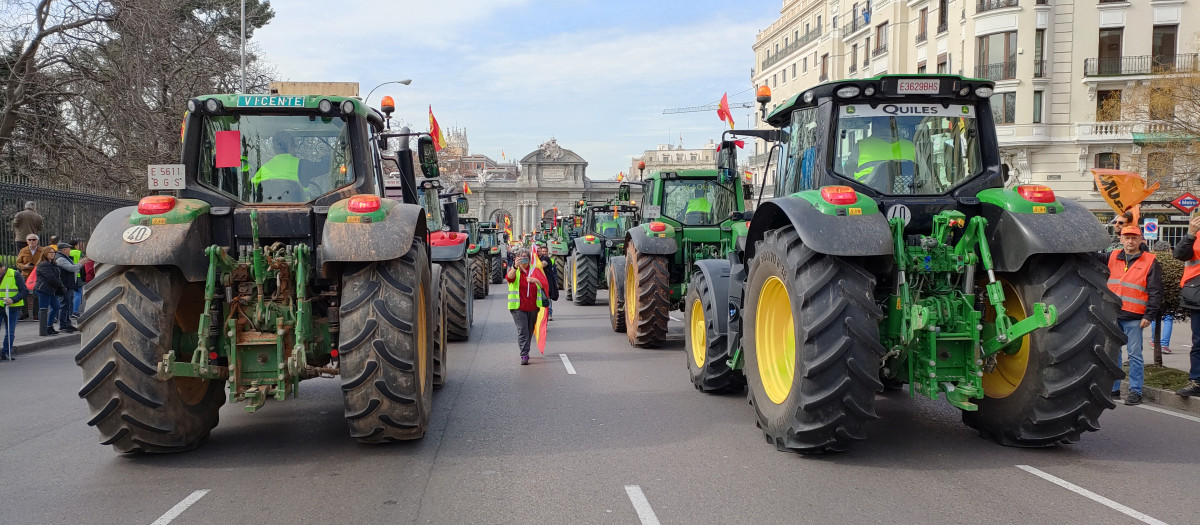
[1141,385,1200,416]
[13,333,80,355]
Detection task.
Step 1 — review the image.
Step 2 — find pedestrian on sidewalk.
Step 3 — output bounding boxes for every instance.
[51,242,85,333]
[536,244,559,321]
[34,248,65,335]
[1098,225,1162,405]
[1,260,29,361]
[15,233,48,321]
[11,201,42,254]
[506,250,544,365]
[1150,315,1173,354]
[1172,215,1200,397]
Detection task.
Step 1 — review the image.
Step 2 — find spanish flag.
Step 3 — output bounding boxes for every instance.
[744,170,753,182]
[616,171,625,182]
[428,106,447,151]
[530,254,551,354]
[463,182,473,195]
[716,92,735,129]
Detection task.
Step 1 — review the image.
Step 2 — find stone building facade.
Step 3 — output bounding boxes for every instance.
[629,141,719,180]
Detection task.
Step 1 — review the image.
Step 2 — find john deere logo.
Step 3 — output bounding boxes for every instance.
[961,106,970,114]
[846,106,857,114]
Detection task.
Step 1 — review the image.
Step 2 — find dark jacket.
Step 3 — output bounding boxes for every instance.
[539,254,559,301]
[35,259,66,296]
[1095,248,1163,321]
[1174,233,1200,309]
[53,251,84,291]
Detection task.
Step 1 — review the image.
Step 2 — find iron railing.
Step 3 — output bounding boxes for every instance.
[842,16,867,36]
[1036,0,1048,4]
[977,0,1018,12]
[820,73,830,82]
[937,21,948,34]
[1084,54,1200,76]
[762,27,823,70]
[849,63,858,73]
[872,44,888,57]
[916,31,927,43]
[0,175,135,264]
[1034,59,1046,77]
[974,61,1018,80]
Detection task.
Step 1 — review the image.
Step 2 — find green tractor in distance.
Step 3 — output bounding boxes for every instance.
[479,221,507,284]
[419,180,474,344]
[568,189,639,308]
[545,208,579,293]
[80,87,440,453]
[460,217,490,299]
[692,75,1123,454]
[621,169,751,348]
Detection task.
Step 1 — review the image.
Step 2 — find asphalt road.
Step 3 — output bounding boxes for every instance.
[2,283,1198,525]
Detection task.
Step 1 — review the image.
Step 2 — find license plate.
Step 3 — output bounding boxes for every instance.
[896,79,941,94]
[148,164,186,190]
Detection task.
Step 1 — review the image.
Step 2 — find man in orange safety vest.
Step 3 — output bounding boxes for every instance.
[1099,225,1162,406]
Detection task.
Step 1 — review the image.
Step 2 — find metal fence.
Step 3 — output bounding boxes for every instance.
[0,174,135,263]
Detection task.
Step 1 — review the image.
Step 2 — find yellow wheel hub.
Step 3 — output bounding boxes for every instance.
[572,259,578,295]
[690,299,706,368]
[755,276,796,405]
[982,281,1029,398]
[610,270,618,317]
[625,256,637,326]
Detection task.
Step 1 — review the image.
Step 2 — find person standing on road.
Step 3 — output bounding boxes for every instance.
[15,233,47,321]
[536,244,559,321]
[34,248,64,336]
[1171,215,1200,397]
[506,251,543,365]
[11,201,42,253]
[51,242,85,333]
[0,260,29,361]
[1099,225,1162,405]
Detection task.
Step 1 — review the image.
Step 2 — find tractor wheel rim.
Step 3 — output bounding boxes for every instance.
[175,377,209,406]
[690,298,706,368]
[756,275,795,405]
[610,270,618,317]
[625,255,637,327]
[573,259,578,294]
[982,280,1029,398]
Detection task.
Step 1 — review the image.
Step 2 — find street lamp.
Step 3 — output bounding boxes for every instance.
[365,80,412,104]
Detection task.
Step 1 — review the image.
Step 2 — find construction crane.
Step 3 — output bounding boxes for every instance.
[662,101,754,114]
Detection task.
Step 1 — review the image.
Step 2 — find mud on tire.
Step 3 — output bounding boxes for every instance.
[430,263,449,388]
[744,226,885,454]
[442,256,473,341]
[470,254,488,299]
[572,252,599,306]
[76,264,225,453]
[339,243,435,442]
[624,244,670,347]
[607,256,627,333]
[685,271,744,393]
[963,254,1125,447]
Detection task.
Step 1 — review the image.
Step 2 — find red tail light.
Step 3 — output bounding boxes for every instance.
[469,243,476,250]
[137,195,176,215]
[819,185,858,205]
[331,349,339,358]
[347,195,381,213]
[1016,185,1055,203]
[647,222,667,232]
[208,352,218,361]
[449,232,459,240]
[584,235,596,241]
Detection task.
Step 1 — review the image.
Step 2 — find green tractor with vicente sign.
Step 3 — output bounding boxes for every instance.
[689,75,1124,453]
[79,85,444,453]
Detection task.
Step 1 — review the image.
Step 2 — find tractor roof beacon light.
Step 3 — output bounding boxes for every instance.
[347,195,381,213]
[1016,185,1056,203]
[638,160,646,178]
[138,195,177,215]
[756,85,772,119]
[819,185,858,205]
[647,221,667,232]
[975,86,994,98]
[380,96,395,128]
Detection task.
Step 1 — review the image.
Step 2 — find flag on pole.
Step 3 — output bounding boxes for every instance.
[504,215,513,239]
[428,106,448,151]
[744,170,753,182]
[1090,168,1159,215]
[716,92,735,129]
[502,150,506,159]
[616,171,625,182]
[530,254,551,354]
[463,182,473,195]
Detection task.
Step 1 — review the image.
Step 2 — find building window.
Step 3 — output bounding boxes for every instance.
[775,43,779,54]
[792,64,797,77]
[1095,152,1120,170]
[1153,25,1178,70]
[874,23,888,53]
[784,37,789,47]
[772,74,777,88]
[782,68,787,83]
[803,57,807,72]
[918,8,928,41]
[821,53,829,80]
[832,15,838,31]
[990,92,1016,124]
[937,58,948,73]
[795,30,799,40]
[817,15,822,30]
[806,23,811,34]
[1034,29,1045,77]
[938,0,948,33]
[864,37,871,65]
[691,154,698,162]
[1033,91,1043,123]
[976,31,1017,80]
[1097,28,1123,75]
[917,64,927,74]
[1097,89,1121,121]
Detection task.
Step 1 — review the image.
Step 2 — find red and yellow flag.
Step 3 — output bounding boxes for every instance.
[744,170,753,182]
[1090,168,1159,215]
[463,182,473,195]
[504,215,513,239]
[428,106,447,151]
[716,92,735,129]
[616,171,625,182]
[530,254,551,354]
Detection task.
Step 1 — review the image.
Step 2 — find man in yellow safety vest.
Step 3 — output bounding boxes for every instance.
[1,260,30,360]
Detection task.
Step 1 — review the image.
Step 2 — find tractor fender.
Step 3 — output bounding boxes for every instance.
[693,259,732,336]
[574,237,604,256]
[430,240,468,262]
[320,201,428,271]
[87,206,212,282]
[745,198,892,260]
[982,197,1109,272]
[626,225,678,256]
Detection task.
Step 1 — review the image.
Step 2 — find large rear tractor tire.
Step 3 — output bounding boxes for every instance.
[489,256,504,284]
[685,271,744,393]
[471,253,488,299]
[607,256,627,333]
[744,226,885,454]
[430,264,449,388]
[554,254,567,294]
[443,256,474,342]
[572,252,599,306]
[339,243,435,442]
[77,265,225,453]
[962,254,1125,447]
[624,244,671,347]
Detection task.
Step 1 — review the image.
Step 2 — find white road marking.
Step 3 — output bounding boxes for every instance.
[1015,466,1168,525]
[624,485,661,525]
[668,315,680,322]
[559,354,576,375]
[151,489,210,525]
[1137,404,1200,423]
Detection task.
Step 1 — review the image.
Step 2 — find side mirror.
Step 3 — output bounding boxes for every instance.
[717,140,738,184]
[417,135,439,178]
[377,136,388,151]
[457,196,469,215]
[618,183,630,202]
[744,182,754,200]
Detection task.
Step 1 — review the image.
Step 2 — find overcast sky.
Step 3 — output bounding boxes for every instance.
[254,0,778,179]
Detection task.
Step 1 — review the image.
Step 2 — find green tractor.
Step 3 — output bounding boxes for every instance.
[460,217,490,300]
[80,89,443,452]
[419,181,474,343]
[479,221,507,284]
[691,75,1123,453]
[568,189,639,308]
[620,170,750,348]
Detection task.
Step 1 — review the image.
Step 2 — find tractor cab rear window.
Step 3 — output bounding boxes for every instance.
[661,179,737,226]
[417,188,444,231]
[197,114,357,203]
[589,208,636,238]
[832,104,982,195]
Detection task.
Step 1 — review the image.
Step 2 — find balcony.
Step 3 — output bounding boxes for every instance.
[761,27,823,70]
[1034,60,1046,77]
[916,31,927,44]
[849,63,858,73]
[1076,121,1177,143]
[937,21,948,34]
[842,17,867,37]
[974,61,1017,80]
[1084,54,1199,76]
[1035,0,1048,4]
[872,44,888,57]
[977,0,1018,12]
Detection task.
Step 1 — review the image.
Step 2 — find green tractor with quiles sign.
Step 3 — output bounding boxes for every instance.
[691,75,1124,453]
[79,86,442,452]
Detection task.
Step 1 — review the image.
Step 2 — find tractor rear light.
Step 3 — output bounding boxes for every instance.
[347,195,381,213]
[138,195,176,215]
[449,232,459,240]
[584,235,596,242]
[469,243,476,250]
[209,352,218,361]
[820,186,858,205]
[1016,185,1056,203]
[648,222,667,232]
[331,349,339,358]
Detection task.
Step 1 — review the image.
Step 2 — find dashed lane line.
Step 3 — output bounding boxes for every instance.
[1137,404,1200,423]
[624,485,661,525]
[1016,466,1168,525]
[559,353,577,375]
[150,489,210,525]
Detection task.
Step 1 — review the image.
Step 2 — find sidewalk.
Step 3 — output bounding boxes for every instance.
[2,315,80,358]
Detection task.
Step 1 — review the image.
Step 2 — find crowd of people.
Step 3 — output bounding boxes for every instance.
[1,202,94,361]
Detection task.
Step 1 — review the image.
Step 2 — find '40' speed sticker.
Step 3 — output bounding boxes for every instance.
[122,225,152,244]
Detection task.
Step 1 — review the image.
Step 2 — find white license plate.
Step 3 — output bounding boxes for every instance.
[896,79,941,94]
[148,164,186,190]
